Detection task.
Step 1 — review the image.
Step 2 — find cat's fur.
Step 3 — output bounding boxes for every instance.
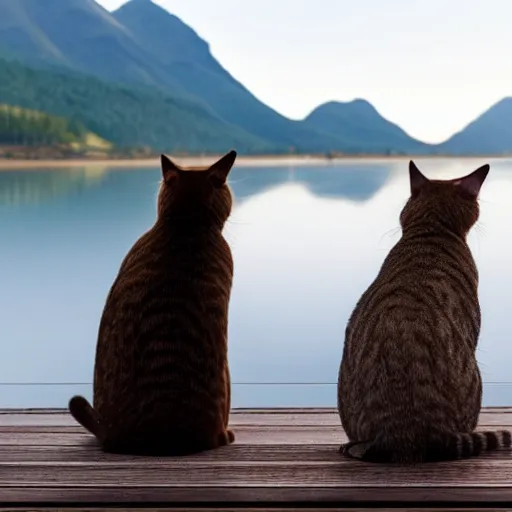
[69,151,237,456]
[337,160,511,463]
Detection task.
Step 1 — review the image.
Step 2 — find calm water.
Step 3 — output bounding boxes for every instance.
[1,158,512,408]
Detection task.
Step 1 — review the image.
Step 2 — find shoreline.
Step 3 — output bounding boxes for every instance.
[0,153,508,170]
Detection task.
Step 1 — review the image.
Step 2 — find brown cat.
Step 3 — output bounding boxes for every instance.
[69,151,237,456]
[337,160,511,463]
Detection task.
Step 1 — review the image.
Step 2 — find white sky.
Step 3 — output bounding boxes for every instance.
[97,0,512,144]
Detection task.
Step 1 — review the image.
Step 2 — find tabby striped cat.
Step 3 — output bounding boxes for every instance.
[337,160,511,463]
[69,151,237,455]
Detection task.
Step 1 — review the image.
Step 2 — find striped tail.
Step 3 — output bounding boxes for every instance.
[342,430,512,463]
[68,395,106,443]
[426,430,512,462]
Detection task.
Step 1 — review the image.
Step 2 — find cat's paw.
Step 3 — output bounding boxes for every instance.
[339,441,357,455]
[217,429,235,446]
[341,440,373,460]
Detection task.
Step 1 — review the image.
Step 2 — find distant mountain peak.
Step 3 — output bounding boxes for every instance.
[348,98,375,109]
[116,0,178,18]
[310,99,377,115]
[439,96,512,154]
[114,0,186,28]
[113,0,214,68]
[122,0,156,8]
[304,98,427,153]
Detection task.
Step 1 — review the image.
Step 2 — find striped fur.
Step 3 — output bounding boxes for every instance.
[341,430,512,462]
[337,160,511,464]
[69,150,238,456]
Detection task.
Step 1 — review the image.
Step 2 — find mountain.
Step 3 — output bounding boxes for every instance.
[2,0,501,155]
[437,98,512,155]
[113,0,226,78]
[0,58,270,153]
[0,0,347,152]
[0,0,191,97]
[112,0,351,153]
[304,100,430,154]
[0,0,399,154]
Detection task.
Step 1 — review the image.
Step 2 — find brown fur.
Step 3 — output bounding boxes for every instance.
[68,150,238,456]
[337,160,511,463]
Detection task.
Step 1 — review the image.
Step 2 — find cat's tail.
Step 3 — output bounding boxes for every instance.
[68,395,106,443]
[342,430,512,463]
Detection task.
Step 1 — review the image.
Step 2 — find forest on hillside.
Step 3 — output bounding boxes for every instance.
[0,104,89,146]
[0,58,271,155]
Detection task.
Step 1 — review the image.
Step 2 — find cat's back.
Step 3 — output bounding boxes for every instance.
[93,153,237,427]
[345,160,488,344]
[111,221,233,306]
[98,221,233,370]
[353,225,478,328]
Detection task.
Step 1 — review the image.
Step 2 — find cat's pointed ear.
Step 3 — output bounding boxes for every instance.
[209,150,237,188]
[409,160,429,196]
[161,154,180,184]
[452,164,490,198]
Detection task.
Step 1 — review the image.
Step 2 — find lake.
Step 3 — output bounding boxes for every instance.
[1,157,511,409]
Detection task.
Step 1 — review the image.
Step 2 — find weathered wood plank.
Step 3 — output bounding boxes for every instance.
[2,443,510,464]
[1,408,512,506]
[1,509,507,512]
[0,426,346,445]
[3,459,512,486]
[1,408,511,427]
[2,509,506,512]
[3,486,512,504]
[1,426,510,448]
[0,444,337,463]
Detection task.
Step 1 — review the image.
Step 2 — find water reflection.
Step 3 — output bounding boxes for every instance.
[0,166,108,206]
[231,162,392,202]
[0,161,395,209]
[0,158,511,408]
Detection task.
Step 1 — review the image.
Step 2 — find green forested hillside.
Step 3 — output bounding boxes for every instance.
[0,104,96,146]
[0,58,271,154]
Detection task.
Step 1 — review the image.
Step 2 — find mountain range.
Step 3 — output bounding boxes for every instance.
[0,0,509,155]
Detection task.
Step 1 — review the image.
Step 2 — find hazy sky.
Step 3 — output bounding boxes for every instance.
[97,0,512,143]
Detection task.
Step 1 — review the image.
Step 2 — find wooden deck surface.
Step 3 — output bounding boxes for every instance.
[1,407,512,508]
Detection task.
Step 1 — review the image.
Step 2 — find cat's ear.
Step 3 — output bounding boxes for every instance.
[209,150,237,188]
[161,154,180,184]
[409,160,429,196]
[452,164,490,198]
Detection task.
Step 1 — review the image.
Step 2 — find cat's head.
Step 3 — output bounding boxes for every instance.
[157,150,237,227]
[399,160,490,236]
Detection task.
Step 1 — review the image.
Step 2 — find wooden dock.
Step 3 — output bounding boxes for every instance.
[1,407,512,509]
